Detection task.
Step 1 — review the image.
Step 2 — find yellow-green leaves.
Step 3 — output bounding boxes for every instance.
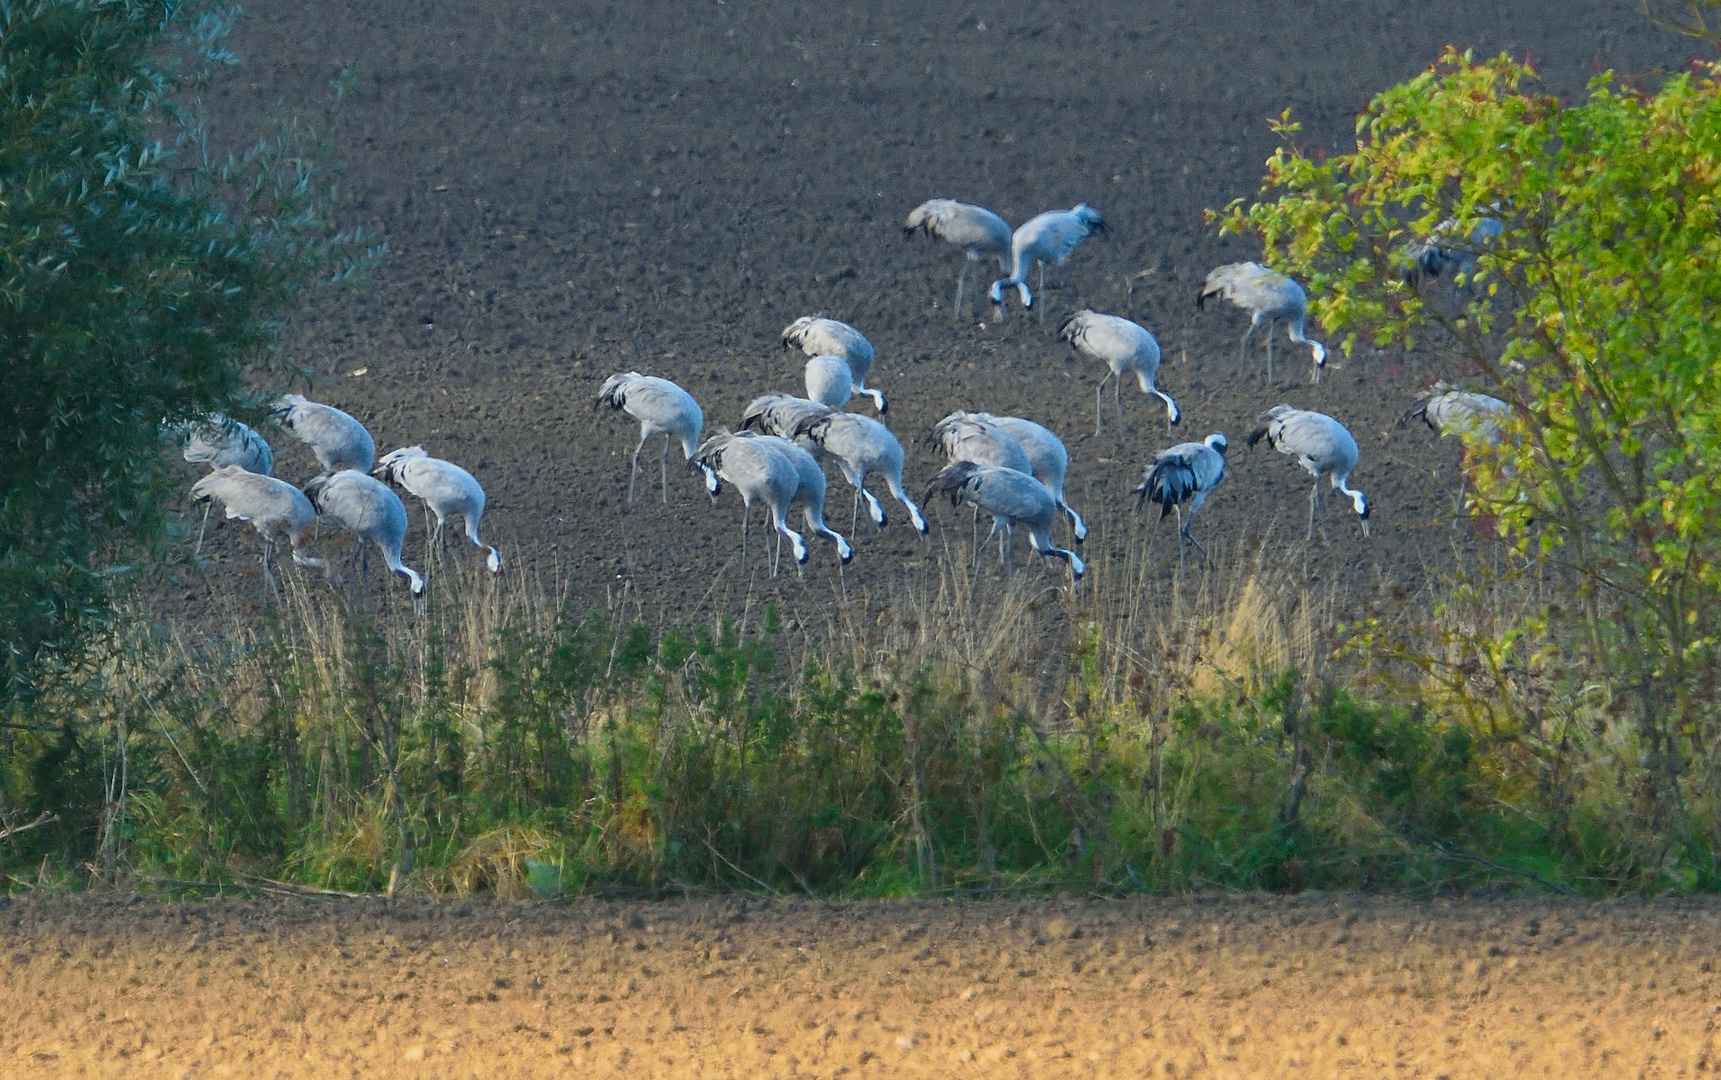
[1225,48,1721,792]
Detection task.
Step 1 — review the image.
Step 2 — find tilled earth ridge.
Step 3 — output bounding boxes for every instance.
[157,0,1692,627]
[3,893,1719,1078]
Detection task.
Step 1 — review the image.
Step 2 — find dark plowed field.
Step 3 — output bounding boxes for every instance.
[172,1,1688,621]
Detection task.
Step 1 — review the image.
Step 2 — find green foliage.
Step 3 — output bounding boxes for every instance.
[0,0,376,702]
[1220,49,1721,839]
[5,582,1690,899]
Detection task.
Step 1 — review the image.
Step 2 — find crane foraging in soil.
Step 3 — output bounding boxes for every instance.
[989,204,1106,320]
[271,394,375,476]
[180,415,276,554]
[1057,309,1181,436]
[803,355,855,408]
[693,429,808,576]
[1403,216,1504,287]
[1135,434,1228,576]
[902,198,1012,320]
[1400,382,1510,447]
[182,415,274,475]
[190,466,325,592]
[741,395,928,535]
[303,470,425,596]
[1247,405,1370,539]
[1401,382,1514,507]
[782,317,886,413]
[373,447,501,572]
[741,432,853,567]
[1197,263,1327,385]
[926,410,1035,552]
[924,461,1085,583]
[969,413,1086,542]
[595,371,705,504]
[926,411,1033,474]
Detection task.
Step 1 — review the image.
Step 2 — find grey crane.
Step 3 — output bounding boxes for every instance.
[190,465,325,594]
[926,411,1035,559]
[180,414,275,555]
[1197,263,1327,385]
[373,446,501,572]
[782,317,886,413]
[1401,381,1509,447]
[595,371,706,504]
[903,198,1012,320]
[970,413,1087,542]
[741,432,853,567]
[1057,309,1181,436]
[924,461,1085,583]
[1135,433,1229,576]
[988,204,1105,319]
[926,410,1033,474]
[742,394,928,535]
[1246,405,1370,539]
[693,429,807,576]
[271,394,376,476]
[182,415,274,475]
[1404,217,1503,287]
[303,470,426,595]
[1402,382,1513,508]
[803,354,855,409]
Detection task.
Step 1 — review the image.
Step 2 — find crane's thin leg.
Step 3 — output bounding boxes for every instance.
[1183,517,1210,563]
[1266,320,1275,386]
[260,541,274,606]
[771,510,782,577]
[628,432,648,504]
[195,502,213,558]
[660,435,671,504]
[1173,506,1187,579]
[976,519,999,568]
[851,488,861,537]
[953,262,969,321]
[1038,262,1047,326]
[741,508,750,578]
[1309,484,1330,541]
[1238,322,1256,377]
[1115,377,1126,438]
[1094,374,1107,437]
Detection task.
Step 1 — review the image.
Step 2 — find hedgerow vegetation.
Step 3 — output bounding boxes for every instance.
[1,539,1701,898]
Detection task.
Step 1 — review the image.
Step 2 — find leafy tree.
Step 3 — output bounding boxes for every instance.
[0,0,375,701]
[1221,51,1721,835]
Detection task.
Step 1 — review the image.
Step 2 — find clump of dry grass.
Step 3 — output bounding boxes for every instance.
[426,826,553,899]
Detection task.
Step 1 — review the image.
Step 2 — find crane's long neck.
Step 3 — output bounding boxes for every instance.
[1331,470,1365,506]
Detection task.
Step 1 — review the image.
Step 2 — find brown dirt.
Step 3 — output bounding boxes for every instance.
[158,0,1694,624]
[4,893,1719,1078]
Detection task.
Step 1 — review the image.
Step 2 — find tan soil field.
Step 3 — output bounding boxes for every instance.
[2,894,1717,1078]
